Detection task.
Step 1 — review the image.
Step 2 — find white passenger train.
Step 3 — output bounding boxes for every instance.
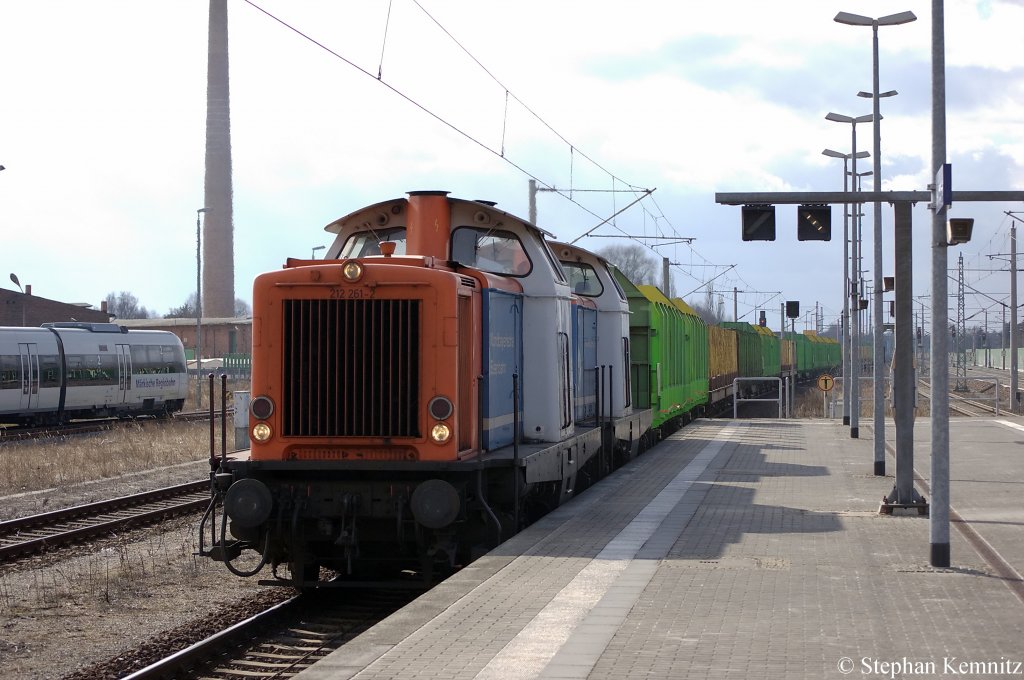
[0,323,188,425]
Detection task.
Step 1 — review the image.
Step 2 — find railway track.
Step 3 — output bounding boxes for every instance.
[121,588,417,680]
[918,380,1003,417]
[0,409,228,444]
[0,480,211,563]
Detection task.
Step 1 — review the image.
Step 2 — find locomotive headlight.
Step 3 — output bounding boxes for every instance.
[252,423,273,442]
[342,261,364,282]
[250,395,274,420]
[430,422,451,443]
[428,396,454,420]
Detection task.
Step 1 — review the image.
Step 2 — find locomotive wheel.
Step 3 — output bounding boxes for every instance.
[289,561,321,589]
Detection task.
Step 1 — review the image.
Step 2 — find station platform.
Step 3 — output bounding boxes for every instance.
[297,417,1024,680]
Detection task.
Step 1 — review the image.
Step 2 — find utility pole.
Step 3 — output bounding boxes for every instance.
[955,253,967,391]
[1010,215,1020,412]
[929,0,950,568]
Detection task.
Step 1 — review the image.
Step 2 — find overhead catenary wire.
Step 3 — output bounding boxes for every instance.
[241,0,746,302]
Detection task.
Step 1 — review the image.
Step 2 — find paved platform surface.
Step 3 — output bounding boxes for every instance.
[298,418,1024,680]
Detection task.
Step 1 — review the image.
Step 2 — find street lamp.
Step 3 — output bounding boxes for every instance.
[311,245,325,259]
[822,148,869,426]
[846,171,873,353]
[836,8,917,477]
[196,208,209,407]
[826,112,872,439]
[9,273,25,326]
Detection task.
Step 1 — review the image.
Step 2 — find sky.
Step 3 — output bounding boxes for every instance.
[1,0,1023,333]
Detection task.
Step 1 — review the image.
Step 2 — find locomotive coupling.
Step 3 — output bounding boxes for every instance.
[224,478,274,528]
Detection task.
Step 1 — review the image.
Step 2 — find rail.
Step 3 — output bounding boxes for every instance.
[0,480,210,562]
[120,589,416,680]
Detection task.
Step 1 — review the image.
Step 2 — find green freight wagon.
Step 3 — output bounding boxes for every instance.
[612,270,708,431]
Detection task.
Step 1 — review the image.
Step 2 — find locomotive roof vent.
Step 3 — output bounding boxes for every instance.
[474,200,497,207]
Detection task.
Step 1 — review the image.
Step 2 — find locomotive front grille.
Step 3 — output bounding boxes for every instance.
[282,299,421,438]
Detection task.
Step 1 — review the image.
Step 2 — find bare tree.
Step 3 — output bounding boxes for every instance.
[165,292,198,319]
[234,297,251,317]
[105,291,153,319]
[692,302,723,325]
[597,244,658,286]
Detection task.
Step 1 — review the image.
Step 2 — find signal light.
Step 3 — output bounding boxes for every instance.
[797,204,832,241]
[742,205,776,241]
[786,301,800,319]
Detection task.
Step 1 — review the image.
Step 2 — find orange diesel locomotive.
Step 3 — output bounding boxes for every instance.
[202,192,645,585]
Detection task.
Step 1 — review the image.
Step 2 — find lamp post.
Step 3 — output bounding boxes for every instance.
[826,112,872,439]
[311,245,326,259]
[9,273,25,326]
[836,8,917,476]
[852,170,873,349]
[196,208,209,408]
[822,148,869,426]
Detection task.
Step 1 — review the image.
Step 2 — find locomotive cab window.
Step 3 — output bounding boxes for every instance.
[605,263,628,302]
[540,241,567,284]
[560,262,603,297]
[340,227,407,258]
[450,227,532,277]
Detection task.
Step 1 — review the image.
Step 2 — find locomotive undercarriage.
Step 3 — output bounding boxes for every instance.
[201,411,655,588]
[202,463,522,587]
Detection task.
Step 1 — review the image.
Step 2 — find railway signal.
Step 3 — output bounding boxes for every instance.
[741,204,776,241]
[797,204,832,241]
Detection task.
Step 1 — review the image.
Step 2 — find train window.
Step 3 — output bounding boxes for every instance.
[66,354,117,386]
[340,228,407,258]
[450,227,532,277]
[39,355,61,388]
[560,262,604,297]
[604,263,628,302]
[163,345,187,373]
[0,355,18,390]
[540,242,567,284]
[129,345,184,374]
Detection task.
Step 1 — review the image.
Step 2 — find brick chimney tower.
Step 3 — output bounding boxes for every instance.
[202,0,235,318]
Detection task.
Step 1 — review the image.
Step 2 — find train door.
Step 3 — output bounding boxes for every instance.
[18,343,39,410]
[116,344,133,404]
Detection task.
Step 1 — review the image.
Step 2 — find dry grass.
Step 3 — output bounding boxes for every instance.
[0,378,250,495]
[0,518,208,616]
[799,383,929,419]
[184,377,250,412]
[0,421,216,494]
